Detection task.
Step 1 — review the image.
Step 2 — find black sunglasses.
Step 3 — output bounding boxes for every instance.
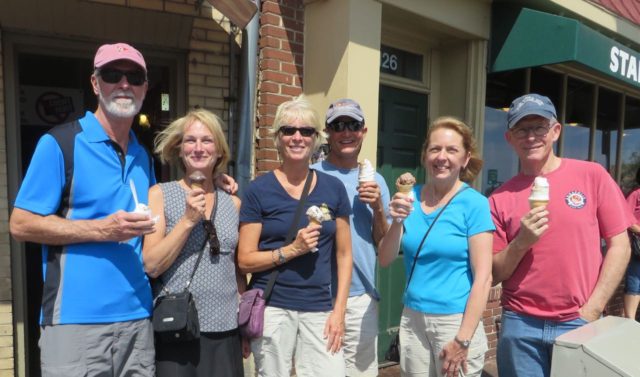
[98,68,147,86]
[278,126,317,137]
[202,220,221,256]
[327,120,364,132]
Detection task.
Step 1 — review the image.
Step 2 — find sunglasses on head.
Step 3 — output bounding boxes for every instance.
[98,68,147,86]
[327,120,364,132]
[202,220,221,256]
[278,126,317,137]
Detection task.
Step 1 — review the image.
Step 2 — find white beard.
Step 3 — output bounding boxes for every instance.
[97,82,144,119]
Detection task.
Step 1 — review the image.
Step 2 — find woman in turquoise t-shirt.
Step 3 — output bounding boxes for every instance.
[379,116,494,377]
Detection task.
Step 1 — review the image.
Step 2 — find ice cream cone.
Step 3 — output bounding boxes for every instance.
[189,171,206,190]
[529,199,549,209]
[528,177,550,209]
[358,159,375,185]
[308,218,323,226]
[396,183,414,194]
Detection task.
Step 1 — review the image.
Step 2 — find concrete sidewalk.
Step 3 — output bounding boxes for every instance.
[379,359,498,377]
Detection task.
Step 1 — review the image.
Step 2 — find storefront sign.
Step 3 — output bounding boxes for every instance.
[491,7,640,90]
[610,46,640,83]
[380,45,423,81]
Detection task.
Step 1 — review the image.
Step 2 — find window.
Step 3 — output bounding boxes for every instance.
[562,78,593,161]
[621,96,640,194]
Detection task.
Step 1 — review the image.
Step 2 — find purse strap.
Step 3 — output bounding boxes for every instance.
[159,188,219,294]
[405,185,468,290]
[262,169,314,302]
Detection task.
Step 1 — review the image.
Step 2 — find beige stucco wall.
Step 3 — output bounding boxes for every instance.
[304,0,382,165]
[304,0,490,167]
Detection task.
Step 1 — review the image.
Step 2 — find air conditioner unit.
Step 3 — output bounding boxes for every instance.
[551,316,640,376]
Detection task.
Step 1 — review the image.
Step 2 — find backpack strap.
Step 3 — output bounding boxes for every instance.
[47,120,82,218]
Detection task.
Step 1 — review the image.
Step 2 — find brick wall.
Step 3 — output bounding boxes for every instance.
[255,0,304,176]
[482,286,502,361]
[0,28,15,377]
[1,2,231,375]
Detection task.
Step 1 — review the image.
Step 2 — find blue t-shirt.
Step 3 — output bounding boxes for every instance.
[312,160,391,299]
[401,184,494,314]
[13,112,155,325]
[239,170,351,311]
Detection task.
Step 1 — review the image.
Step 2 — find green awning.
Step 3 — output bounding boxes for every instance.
[491,7,640,89]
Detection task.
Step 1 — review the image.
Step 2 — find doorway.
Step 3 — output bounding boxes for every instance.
[376,84,428,362]
[12,48,175,377]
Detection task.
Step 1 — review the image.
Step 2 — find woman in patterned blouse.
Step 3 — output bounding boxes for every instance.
[143,109,248,377]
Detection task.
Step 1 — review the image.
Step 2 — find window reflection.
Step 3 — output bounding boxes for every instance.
[562,78,593,161]
[595,88,620,175]
[621,96,640,194]
[562,124,590,160]
[482,107,519,196]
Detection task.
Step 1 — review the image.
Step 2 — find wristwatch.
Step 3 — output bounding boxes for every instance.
[454,336,470,349]
[276,248,286,265]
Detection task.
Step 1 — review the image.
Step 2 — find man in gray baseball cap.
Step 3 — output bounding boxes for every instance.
[312,98,391,376]
[489,93,633,377]
[507,93,557,129]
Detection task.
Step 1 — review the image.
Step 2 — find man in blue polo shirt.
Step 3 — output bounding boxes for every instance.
[313,99,391,376]
[10,43,157,376]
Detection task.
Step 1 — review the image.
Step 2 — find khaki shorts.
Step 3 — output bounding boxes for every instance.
[343,294,378,376]
[39,318,154,377]
[399,308,487,377]
[251,306,345,377]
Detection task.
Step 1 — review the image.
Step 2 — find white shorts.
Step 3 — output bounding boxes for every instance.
[343,294,378,376]
[251,306,345,377]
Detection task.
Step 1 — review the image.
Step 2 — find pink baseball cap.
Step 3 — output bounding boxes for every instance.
[93,43,147,72]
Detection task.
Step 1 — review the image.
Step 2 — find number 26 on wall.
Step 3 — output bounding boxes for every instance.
[381,52,398,71]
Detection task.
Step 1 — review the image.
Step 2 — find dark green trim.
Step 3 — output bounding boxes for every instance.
[491,7,640,89]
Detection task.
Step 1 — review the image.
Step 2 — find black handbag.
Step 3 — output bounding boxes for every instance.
[385,187,468,362]
[631,231,640,259]
[152,191,218,342]
[152,290,200,342]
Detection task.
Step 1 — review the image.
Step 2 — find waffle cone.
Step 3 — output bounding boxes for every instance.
[396,183,414,193]
[529,199,549,209]
[308,218,323,226]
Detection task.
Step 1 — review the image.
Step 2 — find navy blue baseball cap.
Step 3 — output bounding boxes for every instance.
[507,94,557,129]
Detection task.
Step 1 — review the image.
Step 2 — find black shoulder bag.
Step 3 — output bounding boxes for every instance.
[238,170,314,338]
[152,190,219,343]
[385,186,468,362]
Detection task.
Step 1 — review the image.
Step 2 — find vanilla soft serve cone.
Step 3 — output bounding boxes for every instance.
[529,176,550,209]
[358,159,375,184]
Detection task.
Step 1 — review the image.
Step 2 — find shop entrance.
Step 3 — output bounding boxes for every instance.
[376,84,427,362]
[13,50,174,377]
